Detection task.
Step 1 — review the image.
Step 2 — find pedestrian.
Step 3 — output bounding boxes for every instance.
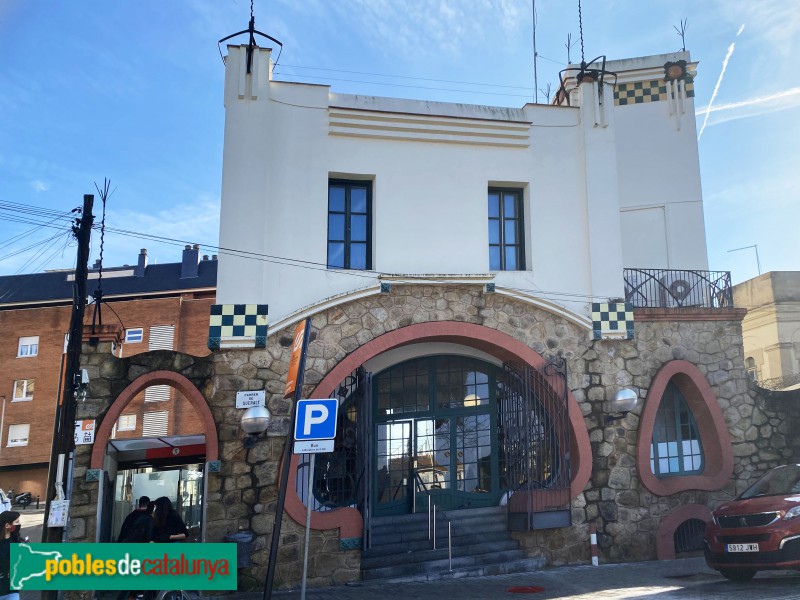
[151,497,188,543]
[0,510,21,600]
[117,496,154,543]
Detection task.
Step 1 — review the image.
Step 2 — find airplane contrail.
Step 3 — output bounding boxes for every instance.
[698,24,745,141]
[696,86,800,116]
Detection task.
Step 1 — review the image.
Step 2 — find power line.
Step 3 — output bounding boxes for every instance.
[275,63,534,90]
[273,72,533,99]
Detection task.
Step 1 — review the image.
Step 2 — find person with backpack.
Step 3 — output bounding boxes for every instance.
[117,496,154,543]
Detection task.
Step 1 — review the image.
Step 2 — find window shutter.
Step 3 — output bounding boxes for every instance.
[144,385,171,403]
[142,411,169,437]
[148,325,175,351]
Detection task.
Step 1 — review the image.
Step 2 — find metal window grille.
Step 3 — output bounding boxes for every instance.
[674,518,706,554]
[145,385,171,403]
[148,325,175,351]
[142,411,169,436]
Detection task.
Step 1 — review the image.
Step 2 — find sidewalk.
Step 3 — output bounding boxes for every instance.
[228,557,800,600]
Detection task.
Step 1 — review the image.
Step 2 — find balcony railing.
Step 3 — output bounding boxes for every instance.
[623,268,733,309]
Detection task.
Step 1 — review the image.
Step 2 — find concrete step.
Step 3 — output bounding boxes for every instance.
[361,548,530,580]
[363,529,513,559]
[360,557,547,585]
[362,540,521,569]
[370,518,507,546]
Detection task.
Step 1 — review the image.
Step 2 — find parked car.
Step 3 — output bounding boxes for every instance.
[704,464,800,581]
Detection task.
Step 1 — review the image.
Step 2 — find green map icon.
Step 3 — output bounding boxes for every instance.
[11,544,63,590]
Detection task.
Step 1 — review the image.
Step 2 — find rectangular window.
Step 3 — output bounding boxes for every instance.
[17,336,39,358]
[142,411,169,437]
[327,179,372,270]
[144,385,170,403]
[148,325,174,351]
[12,379,34,402]
[117,414,137,431]
[7,424,30,447]
[125,328,144,344]
[488,188,524,271]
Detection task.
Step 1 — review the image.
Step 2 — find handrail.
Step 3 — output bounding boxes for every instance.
[623,268,733,309]
[448,521,453,571]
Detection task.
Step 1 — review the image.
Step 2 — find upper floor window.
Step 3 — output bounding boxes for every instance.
[17,336,39,358]
[125,328,144,344]
[328,179,372,270]
[488,188,524,271]
[117,414,137,432]
[12,379,34,402]
[745,357,758,383]
[7,423,29,447]
[651,382,703,477]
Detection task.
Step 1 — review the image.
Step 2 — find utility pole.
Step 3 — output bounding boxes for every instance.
[43,194,94,552]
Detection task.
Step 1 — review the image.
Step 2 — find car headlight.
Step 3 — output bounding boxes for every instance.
[784,506,800,520]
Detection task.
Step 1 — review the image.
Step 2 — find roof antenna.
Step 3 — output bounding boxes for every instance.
[554,0,618,106]
[674,18,688,52]
[532,0,539,104]
[565,33,577,65]
[90,178,113,334]
[217,0,284,73]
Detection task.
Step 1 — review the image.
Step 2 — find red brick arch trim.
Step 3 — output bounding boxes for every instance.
[90,370,219,470]
[636,360,733,496]
[284,321,593,538]
[656,504,712,560]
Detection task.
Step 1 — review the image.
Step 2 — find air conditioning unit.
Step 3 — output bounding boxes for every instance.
[659,272,709,308]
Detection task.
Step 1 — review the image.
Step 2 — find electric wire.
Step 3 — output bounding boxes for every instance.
[274,63,534,90]
[1,201,615,304]
[273,73,533,99]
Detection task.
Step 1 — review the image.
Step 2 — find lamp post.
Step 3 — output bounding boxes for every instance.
[604,388,639,425]
[241,406,271,449]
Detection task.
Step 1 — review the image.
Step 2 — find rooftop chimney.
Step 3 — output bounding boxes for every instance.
[92,259,101,269]
[181,244,200,279]
[134,249,148,277]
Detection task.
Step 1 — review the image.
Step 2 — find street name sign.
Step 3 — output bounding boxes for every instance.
[236,390,266,409]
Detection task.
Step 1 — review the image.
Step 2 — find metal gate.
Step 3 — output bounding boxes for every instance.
[500,358,572,531]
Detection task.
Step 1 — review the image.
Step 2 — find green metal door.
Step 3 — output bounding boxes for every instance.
[372,356,502,516]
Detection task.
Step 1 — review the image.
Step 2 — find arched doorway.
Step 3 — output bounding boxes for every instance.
[91,371,218,543]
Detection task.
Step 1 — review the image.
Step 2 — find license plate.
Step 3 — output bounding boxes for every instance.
[726,543,759,552]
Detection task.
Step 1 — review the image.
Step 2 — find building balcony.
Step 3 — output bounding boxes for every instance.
[623,268,733,309]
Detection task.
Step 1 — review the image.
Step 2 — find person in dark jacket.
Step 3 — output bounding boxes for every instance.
[117,496,154,543]
[0,510,21,600]
[151,497,187,543]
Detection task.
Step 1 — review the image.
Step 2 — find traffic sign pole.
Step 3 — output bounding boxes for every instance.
[300,457,315,600]
[264,317,311,600]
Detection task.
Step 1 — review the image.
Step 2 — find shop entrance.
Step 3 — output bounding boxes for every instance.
[100,435,206,543]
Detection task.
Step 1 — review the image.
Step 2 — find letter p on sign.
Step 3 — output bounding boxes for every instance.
[294,399,339,441]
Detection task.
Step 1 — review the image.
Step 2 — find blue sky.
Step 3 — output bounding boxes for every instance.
[1,0,798,285]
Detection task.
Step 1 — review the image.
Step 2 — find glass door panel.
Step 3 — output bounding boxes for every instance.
[375,421,412,516]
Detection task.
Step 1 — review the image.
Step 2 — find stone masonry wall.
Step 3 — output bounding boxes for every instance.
[69,284,800,595]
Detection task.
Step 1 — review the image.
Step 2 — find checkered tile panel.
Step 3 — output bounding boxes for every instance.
[591,302,634,340]
[208,304,269,349]
[614,79,694,106]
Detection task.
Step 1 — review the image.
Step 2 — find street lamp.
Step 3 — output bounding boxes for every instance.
[604,388,639,425]
[241,406,271,448]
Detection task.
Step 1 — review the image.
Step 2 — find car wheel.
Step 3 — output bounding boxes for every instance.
[719,568,756,582]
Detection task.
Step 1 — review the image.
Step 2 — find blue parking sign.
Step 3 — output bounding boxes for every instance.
[294,399,339,441]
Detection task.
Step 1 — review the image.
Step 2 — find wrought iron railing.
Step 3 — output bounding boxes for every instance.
[499,359,571,531]
[623,268,733,309]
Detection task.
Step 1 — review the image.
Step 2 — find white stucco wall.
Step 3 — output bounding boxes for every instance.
[217,46,710,325]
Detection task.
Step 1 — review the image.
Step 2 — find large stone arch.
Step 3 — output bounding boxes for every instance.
[636,360,733,496]
[284,321,593,539]
[90,370,219,469]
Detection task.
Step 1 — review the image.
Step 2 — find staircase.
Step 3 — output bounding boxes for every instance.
[361,506,545,583]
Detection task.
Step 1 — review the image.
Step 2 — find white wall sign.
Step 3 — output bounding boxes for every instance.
[74,420,95,445]
[236,390,266,409]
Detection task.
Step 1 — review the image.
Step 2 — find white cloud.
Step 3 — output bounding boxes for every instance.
[30,180,50,193]
[698,40,737,140]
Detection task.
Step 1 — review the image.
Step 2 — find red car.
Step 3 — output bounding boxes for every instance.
[704,464,800,581]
